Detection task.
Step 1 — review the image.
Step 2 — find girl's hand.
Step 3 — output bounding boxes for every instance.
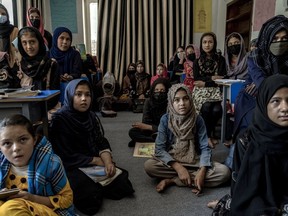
[172,163,191,186]
[9,190,34,201]
[193,167,206,195]
[105,163,116,177]
[194,81,205,87]
[132,122,149,130]
[17,71,23,79]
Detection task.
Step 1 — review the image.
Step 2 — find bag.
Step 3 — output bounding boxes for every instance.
[192,86,222,113]
[132,99,145,113]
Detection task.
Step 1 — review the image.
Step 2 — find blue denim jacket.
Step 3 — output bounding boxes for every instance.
[155,114,212,168]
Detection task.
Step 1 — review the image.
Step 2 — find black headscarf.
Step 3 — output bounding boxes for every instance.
[250,15,288,76]
[50,79,110,169]
[231,74,288,215]
[0,3,14,52]
[147,78,171,125]
[18,27,50,82]
[56,79,97,133]
[198,32,221,76]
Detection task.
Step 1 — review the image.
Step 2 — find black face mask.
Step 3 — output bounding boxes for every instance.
[187,53,196,61]
[30,19,40,28]
[153,92,167,102]
[228,44,241,55]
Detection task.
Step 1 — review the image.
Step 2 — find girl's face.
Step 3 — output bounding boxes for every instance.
[267,87,288,127]
[173,89,191,115]
[136,64,144,73]
[0,125,36,167]
[0,8,7,16]
[156,65,164,76]
[73,84,92,112]
[186,47,195,55]
[227,37,241,47]
[29,12,40,20]
[272,30,288,42]
[57,32,72,51]
[20,32,39,57]
[202,35,214,53]
[128,65,135,71]
[154,83,166,93]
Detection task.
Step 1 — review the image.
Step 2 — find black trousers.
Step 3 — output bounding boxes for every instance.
[67,168,134,215]
[129,127,155,142]
[200,101,222,138]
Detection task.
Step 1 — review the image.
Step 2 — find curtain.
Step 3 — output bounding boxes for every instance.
[97,0,193,84]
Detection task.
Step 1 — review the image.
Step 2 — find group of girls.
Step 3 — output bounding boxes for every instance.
[0,4,82,107]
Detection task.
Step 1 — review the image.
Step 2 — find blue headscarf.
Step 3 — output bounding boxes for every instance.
[49,27,78,75]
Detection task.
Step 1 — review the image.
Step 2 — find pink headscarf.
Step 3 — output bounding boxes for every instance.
[26,7,48,46]
[150,63,169,85]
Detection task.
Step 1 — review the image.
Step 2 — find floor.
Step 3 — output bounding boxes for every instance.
[75,111,230,216]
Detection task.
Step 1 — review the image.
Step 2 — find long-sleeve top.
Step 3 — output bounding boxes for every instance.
[193,55,226,87]
[142,98,167,132]
[155,114,212,167]
[0,137,74,215]
[49,112,111,170]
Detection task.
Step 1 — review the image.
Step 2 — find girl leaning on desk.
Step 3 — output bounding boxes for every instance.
[15,26,60,109]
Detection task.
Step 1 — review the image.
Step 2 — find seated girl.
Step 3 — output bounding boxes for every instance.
[128,78,171,147]
[0,114,74,215]
[144,84,230,194]
[49,79,134,215]
[150,63,169,85]
[16,27,59,109]
[210,74,288,215]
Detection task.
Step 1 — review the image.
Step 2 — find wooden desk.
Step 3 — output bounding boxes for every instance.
[0,90,60,137]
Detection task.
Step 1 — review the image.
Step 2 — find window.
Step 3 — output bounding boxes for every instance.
[83,0,98,56]
[90,2,98,56]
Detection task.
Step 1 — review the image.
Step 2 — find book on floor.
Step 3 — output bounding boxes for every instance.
[133,142,155,158]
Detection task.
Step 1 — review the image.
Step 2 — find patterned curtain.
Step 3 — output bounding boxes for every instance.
[97,0,193,84]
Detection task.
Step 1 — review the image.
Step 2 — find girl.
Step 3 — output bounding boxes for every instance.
[49,27,82,82]
[211,74,288,215]
[128,78,171,147]
[49,27,82,104]
[233,15,288,140]
[0,114,74,215]
[134,60,150,99]
[150,63,169,85]
[183,44,200,92]
[224,32,248,80]
[193,32,227,148]
[49,79,134,215]
[144,84,230,194]
[0,3,18,68]
[122,63,137,96]
[26,7,52,49]
[16,27,59,110]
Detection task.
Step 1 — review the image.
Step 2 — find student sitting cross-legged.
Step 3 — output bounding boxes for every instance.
[144,84,230,194]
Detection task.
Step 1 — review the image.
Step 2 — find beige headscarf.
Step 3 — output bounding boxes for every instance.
[167,84,199,165]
